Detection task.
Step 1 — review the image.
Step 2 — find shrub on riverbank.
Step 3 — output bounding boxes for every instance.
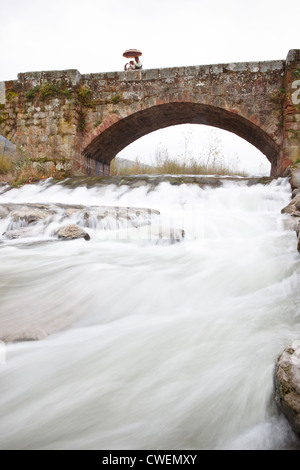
[111,155,247,177]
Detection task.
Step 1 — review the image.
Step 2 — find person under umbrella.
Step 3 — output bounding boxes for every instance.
[123,49,143,71]
[124,60,135,71]
[134,56,143,70]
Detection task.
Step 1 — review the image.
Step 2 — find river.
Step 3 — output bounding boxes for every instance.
[0,176,299,450]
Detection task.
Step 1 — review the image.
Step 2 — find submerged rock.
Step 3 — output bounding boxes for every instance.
[275,341,300,438]
[133,225,185,244]
[1,327,48,343]
[0,206,9,219]
[3,227,37,240]
[56,224,91,241]
[11,207,53,224]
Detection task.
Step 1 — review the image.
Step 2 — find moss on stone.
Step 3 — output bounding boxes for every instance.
[76,85,92,106]
[94,119,102,128]
[26,86,41,100]
[77,109,86,132]
[112,94,121,104]
[6,91,18,102]
[26,82,73,101]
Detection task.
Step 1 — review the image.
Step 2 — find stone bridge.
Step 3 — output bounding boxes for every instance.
[0,49,300,177]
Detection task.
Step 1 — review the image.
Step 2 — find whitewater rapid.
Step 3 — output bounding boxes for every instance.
[0,177,300,450]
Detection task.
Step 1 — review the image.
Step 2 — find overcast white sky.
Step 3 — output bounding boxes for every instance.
[1,0,299,174]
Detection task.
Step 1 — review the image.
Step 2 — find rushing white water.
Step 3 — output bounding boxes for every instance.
[0,176,300,450]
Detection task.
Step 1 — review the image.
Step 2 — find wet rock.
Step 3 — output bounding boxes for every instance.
[275,341,300,438]
[59,175,275,190]
[281,194,300,217]
[282,218,299,232]
[290,166,300,191]
[56,224,91,241]
[135,225,185,244]
[11,207,51,224]
[0,327,48,343]
[296,222,300,252]
[284,164,300,191]
[292,188,300,199]
[0,206,9,219]
[0,184,11,195]
[3,227,36,239]
[0,203,160,241]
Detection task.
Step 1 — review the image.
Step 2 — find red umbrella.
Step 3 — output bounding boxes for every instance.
[123,49,142,58]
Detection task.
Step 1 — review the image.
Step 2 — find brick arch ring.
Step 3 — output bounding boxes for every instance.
[80,102,280,177]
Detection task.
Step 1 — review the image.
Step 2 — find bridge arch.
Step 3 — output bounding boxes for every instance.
[82,102,280,176]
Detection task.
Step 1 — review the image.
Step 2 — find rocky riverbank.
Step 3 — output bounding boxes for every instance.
[275,164,300,441]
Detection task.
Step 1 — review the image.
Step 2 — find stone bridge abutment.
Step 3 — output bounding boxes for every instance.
[0,50,300,177]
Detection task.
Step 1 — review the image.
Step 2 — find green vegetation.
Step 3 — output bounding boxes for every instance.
[40,83,60,99]
[112,94,121,104]
[76,85,92,106]
[111,154,247,177]
[94,119,102,128]
[25,86,41,100]
[75,85,93,133]
[295,70,300,78]
[0,155,11,174]
[288,128,299,137]
[0,114,7,125]
[7,149,70,187]
[77,109,86,132]
[6,91,18,102]
[112,129,248,177]
[293,158,300,166]
[26,80,72,101]
[270,88,285,102]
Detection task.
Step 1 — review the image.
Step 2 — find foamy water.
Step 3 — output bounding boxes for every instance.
[0,177,299,450]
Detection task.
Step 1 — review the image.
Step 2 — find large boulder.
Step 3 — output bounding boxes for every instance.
[275,341,300,438]
[56,224,91,241]
[283,164,300,191]
[281,194,300,217]
[290,166,300,191]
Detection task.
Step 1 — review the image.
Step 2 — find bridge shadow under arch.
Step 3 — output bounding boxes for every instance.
[83,102,280,176]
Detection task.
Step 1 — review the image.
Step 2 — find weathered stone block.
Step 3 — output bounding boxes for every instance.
[210,64,223,74]
[225,62,247,72]
[160,68,179,79]
[142,69,159,80]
